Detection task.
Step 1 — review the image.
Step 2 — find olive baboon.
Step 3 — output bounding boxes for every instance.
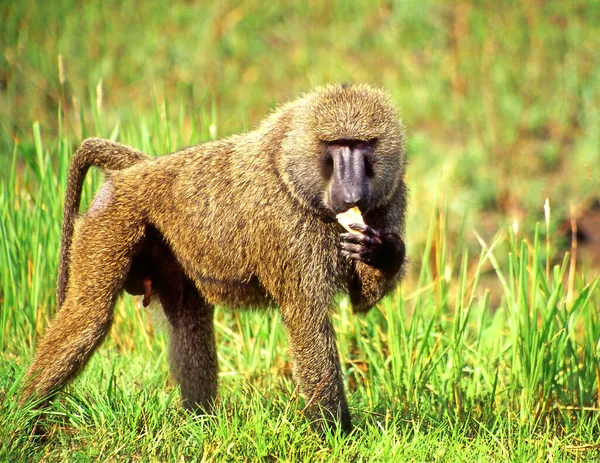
[22,84,407,433]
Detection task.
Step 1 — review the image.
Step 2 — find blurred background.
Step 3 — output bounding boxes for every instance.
[1,0,599,266]
[2,3,600,457]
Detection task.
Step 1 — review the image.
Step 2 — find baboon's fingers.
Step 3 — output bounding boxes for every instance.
[341,233,379,264]
[345,222,379,237]
[340,232,381,246]
[341,249,371,264]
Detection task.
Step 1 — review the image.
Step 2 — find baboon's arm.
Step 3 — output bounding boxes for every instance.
[345,228,405,313]
[280,301,352,433]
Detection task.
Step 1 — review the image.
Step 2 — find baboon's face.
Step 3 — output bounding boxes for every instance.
[279,84,405,218]
[320,138,375,214]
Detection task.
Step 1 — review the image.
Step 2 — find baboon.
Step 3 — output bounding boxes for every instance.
[22,84,407,433]
[56,140,150,308]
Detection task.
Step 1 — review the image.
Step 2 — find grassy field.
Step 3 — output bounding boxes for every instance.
[1,0,600,461]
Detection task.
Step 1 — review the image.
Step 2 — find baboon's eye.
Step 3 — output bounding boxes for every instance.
[364,155,374,177]
[322,153,334,180]
[354,141,370,151]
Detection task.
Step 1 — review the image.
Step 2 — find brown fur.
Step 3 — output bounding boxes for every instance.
[22,84,407,433]
[57,139,150,307]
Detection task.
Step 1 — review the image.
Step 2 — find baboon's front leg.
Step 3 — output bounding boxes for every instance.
[22,209,145,402]
[282,307,352,434]
[161,280,218,412]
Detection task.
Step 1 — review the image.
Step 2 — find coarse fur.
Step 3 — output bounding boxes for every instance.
[22,84,407,434]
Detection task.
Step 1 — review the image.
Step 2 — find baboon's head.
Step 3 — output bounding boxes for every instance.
[278,84,406,218]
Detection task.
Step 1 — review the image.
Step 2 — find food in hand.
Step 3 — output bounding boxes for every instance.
[336,207,365,234]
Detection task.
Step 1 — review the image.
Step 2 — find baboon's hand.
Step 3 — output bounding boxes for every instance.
[340,224,405,275]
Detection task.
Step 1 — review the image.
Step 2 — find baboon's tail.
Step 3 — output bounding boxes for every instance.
[57,138,149,307]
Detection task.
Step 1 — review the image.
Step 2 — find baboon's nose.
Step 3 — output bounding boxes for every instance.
[330,145,369,213]
[341,188,362,210]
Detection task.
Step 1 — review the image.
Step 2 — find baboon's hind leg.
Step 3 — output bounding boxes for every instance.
[160,279,218,412]
[22,210,145,401]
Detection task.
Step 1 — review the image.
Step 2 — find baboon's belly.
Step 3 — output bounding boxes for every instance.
[196,274,275,309]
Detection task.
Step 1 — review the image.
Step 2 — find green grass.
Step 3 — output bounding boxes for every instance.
[2,128,599,460]
[2,0,600,461]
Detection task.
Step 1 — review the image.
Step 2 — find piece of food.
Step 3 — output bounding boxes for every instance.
[336,207,365,234]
